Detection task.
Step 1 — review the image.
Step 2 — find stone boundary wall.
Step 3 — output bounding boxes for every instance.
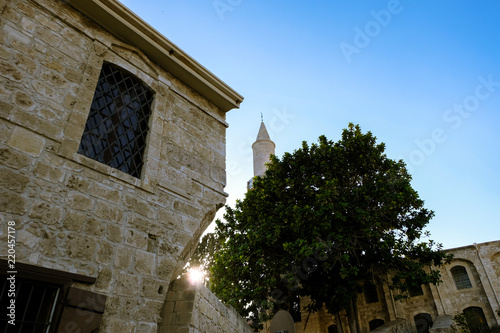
[160,276,254,333]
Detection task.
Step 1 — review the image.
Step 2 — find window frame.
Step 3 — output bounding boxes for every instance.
[77,61,156,179]
[450,265,473,290]
[363,282,379,304]
[0,260,99,333]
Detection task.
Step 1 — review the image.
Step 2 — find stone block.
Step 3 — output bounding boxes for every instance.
[134,249,156,275]
[0,188,27,214]
[95,200,123,223]
[0,59,23,81]
[84,217,106,236]
[97,240,113,265]
[64,174,90,193]
[63,209,86,231]
[174,301,194,313]
[114,246,133,270]
[107,224,123,243]
[90,182,121,203]
[7,126,45,157]
[124,193,156,219]
[136,322,157,333]
[29,200,62,225]
[0,167,29,193]
[114,273,140,297]
[0,147,31,169]
[67,191,93,211]
[141,276,167,300]
[34,161,64,183]
[66,233,96,260]
[135,299,163,322]
[125,229,148,250]
[17,229,39,248]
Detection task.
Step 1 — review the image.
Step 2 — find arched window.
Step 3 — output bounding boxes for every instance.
[369,319,385,331]
[451,266,472,289]
[409,284,424,297]
[364,283,379,304]
[414,313,433,333]
[463,307,489,333]
[328,324,338,333]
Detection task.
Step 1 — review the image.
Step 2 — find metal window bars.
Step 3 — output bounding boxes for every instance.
[78,63,154,178]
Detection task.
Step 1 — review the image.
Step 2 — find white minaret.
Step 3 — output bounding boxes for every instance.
[252,121,275,177]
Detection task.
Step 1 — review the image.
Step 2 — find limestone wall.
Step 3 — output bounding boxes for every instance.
[160,276,254,333]
[0,0,232,331]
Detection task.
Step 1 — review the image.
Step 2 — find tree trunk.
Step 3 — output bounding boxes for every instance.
[336,313,344,333]
[346,298,358,333]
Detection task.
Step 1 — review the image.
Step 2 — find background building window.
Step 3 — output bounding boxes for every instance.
[409,284,424,297]
[369,319,385,331]
[78,62,155,178]
[463,307,489,333]
[451,266,473,289]
[414,313,433,333]
[364,283,379,304]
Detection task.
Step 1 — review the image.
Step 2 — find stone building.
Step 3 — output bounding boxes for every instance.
[250,124,500,333]
[0,0,244,331]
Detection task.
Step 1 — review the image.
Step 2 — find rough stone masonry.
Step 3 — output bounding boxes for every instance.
[0,0,243,331]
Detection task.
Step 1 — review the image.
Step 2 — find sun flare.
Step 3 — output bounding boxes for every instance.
[188,268,205,284]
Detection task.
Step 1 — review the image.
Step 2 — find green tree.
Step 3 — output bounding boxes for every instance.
[203,124,451,331]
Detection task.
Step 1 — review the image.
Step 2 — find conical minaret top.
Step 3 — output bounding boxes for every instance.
[252,121,275,177]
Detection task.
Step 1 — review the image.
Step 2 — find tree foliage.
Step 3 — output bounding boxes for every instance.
[198,124,451,330]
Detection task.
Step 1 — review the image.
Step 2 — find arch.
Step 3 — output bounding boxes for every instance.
[328,324,338,333]
[451,265,473,289]
[414,313,433,333]
[369,319,385,331]
[462,306,489,333]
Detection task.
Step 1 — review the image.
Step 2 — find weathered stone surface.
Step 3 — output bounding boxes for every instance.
[66,233,96,260]
[29,200,62,224]
[114,273,140,297]
[159,276,253,333]
[0,167,29,193]
[0,188,27,214]
[0,0,232,330]
[7,126,45,157]
[134,249,156,275]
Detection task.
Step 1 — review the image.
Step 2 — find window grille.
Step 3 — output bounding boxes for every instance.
[78,62,154,178]
[0,279,61,333]
[451,266,473,289]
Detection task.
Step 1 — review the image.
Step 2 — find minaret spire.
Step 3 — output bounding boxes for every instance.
[252,120,275,178]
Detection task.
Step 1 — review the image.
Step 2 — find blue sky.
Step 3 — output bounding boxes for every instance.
[120,0,500,249]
